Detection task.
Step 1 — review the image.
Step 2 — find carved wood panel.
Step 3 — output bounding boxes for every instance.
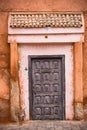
[29,55,65,120]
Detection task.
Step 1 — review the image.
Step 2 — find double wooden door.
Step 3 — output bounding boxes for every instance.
[29,55,65,120]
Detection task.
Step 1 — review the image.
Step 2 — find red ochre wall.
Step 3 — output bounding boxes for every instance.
[0,0,87,122]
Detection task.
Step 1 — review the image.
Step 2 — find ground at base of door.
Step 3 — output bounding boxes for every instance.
[0,121,87,130]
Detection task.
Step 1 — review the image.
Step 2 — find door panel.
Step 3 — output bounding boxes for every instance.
[29,55,65,120]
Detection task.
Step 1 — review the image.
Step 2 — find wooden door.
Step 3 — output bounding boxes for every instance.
[29,55,65,120]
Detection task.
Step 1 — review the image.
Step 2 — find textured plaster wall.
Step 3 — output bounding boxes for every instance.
[0,12,10,122]
[0,0,87,122]
[0,0,87,11]
[83,12,87,120]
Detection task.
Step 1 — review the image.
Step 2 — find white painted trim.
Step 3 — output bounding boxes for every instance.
[8,34,84,43]
[19,43,74,120]
[8,27,84,35]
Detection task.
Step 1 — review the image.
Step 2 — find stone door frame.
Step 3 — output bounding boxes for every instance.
[8,12,84,122]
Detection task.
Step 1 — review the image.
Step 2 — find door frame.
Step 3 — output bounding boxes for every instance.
[8,12,84,121]
[28,55,65,120]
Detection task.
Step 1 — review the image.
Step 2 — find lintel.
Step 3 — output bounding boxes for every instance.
[8,12,84,43]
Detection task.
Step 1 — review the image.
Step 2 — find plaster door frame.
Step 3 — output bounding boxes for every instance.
[8,12,84,122]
